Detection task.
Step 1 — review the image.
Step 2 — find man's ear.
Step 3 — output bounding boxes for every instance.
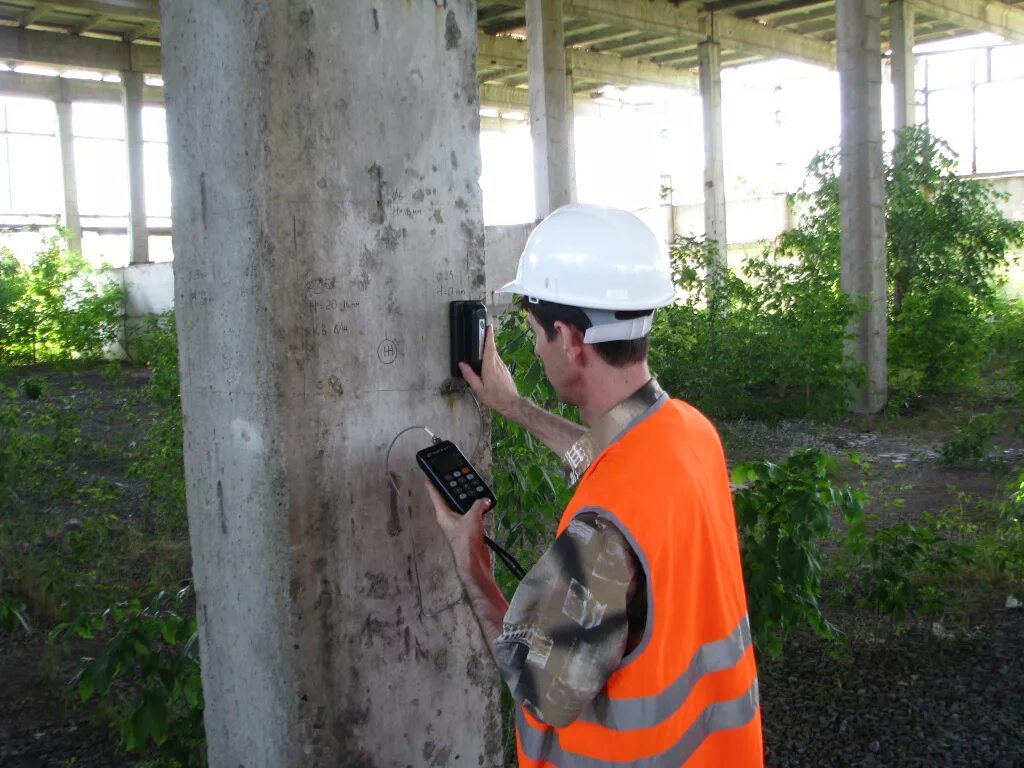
[554,321,587,363]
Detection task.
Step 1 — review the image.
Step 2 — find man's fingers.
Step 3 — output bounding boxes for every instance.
[467,497,492,519]
[458,361,484,391]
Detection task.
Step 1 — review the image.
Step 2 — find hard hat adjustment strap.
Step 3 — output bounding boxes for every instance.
[582,311,653,343]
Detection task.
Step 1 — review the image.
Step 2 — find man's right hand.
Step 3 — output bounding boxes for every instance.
[459,324,519,418]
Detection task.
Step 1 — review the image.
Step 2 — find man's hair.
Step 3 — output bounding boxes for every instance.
[518,297,652,367]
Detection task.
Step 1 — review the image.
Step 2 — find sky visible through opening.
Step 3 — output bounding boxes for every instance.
[0,33,1022,267]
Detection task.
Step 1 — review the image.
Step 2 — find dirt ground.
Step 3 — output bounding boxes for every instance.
[1,368,1022,766]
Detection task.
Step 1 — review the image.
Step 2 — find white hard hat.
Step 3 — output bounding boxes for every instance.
[497,204,674,342]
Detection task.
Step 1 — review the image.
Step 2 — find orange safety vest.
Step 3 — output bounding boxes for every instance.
[516,397,763,767]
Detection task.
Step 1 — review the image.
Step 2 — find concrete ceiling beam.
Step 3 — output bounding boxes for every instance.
[909,0,1024,44]
[0,68,163,103]
[478,31,699,89]
[564,0,836,68]
[52,0,158,22]
[0,25,161,73]
[19,3,53,27]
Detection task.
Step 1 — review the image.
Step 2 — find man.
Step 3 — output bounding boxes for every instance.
[424,204,763,767]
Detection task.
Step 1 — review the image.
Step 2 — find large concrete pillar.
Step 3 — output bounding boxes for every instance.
[160,4,500,767]
[527,0,576,217]
[698,38,728,278]
[121,70,149,264]
[54,87,82,257]
[837,0,888,413]
[890,0,916,135]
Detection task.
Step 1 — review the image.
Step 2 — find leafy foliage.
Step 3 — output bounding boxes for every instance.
[0,569,30,634]
[52,586,204,767]
[127,313,186,529]
[490,309,575,581]
[732,449,865,657]
[656,127,1023,417]
[650,233,861,420]
[778,128,1023,399]
[939,411,1002,467]
[0,238,124,365]
[842,517,975,621]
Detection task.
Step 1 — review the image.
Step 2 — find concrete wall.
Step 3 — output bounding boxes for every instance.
[106,175,1024,327]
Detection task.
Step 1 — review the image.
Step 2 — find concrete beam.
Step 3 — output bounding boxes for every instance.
[478,32,698,90]
[0,69,164,103]
[75,13,110,35]
[837,0,888,413]
[699,40,729,276]
[911,0,1024,44]
[121,70,148,264]
[57,0,159,22]
[528,0,576,216]
[161,3,498,764]
[19,3,54,27]
[0,26,161,73]
[564,0,837,68]
[889,0,916,133]
[54,94,82,256]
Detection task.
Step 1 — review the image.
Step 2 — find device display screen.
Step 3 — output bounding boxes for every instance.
[430,448,468,477]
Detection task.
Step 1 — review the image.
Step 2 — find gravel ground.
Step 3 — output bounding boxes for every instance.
[760,607,1024,768]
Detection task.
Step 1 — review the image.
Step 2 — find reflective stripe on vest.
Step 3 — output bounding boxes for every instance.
[517,678,760,768]
[579,615,754,731]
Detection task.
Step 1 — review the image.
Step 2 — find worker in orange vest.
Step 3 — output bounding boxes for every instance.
[424,203,764,767]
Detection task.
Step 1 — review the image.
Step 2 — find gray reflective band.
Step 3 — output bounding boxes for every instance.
[517,678,760,768]
[580,614,753,731]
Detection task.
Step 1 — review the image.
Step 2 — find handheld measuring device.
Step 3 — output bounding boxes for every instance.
[416,440,497,515]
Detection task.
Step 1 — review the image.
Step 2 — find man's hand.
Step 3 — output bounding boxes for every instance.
[424,481,492,579]
[459,325,519,418]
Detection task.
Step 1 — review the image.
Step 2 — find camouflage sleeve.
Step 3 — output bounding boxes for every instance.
[493,511,638,728]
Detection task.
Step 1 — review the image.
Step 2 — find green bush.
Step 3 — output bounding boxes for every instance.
[939,411,1002,468]
[732,448,866,657]
[0,237,124,365]
[127,313,187,529]
[52,586,204,767]
[650,233,861,421]
[666,127,1024,413]
[843,517,975,621]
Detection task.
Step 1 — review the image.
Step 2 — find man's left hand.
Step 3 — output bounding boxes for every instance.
[424,481,492,578]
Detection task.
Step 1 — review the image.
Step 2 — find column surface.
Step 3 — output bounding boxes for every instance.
[54,93,82,257]
[838,0,888,413]
[699,39,728,277]
[122,70,149,264]
[527,0,576,217]
[160,3,500,766]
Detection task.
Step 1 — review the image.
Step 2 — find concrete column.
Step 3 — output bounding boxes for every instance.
[527,0,576,217]
[160,4,499,766]
[54,89,82,256]
[698,39,728,278]
[837,0,888,413]
[890,0,916,135]
[121,70,149,264]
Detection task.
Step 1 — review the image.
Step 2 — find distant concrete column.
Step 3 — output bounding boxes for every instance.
[527,0,576,217]
[161,4,499,766]
[699,39,728,277]
[890,0,916,136]
[121,70,149,264]
[54,91,82,256]
[838,0,888,413]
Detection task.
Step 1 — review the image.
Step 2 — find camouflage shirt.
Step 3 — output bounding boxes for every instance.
[493,511,645,728]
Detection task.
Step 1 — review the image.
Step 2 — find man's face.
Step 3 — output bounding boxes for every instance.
[526,312,583,406]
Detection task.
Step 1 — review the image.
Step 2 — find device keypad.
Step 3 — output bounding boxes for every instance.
[444,467,488,506]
